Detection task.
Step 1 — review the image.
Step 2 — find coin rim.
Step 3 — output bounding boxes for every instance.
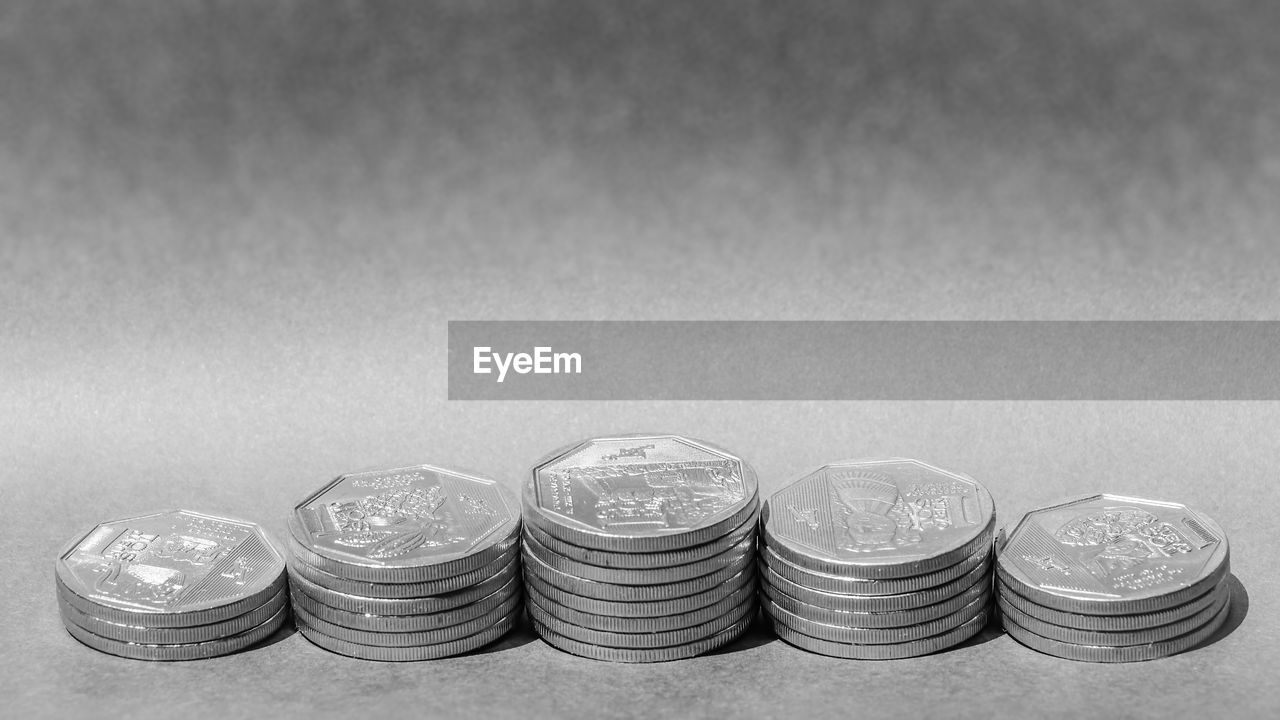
[287,545,518,598]
[1000,596,1231,662]
[61,603,289,661]
[759,552,992,612]
[288,573,522,633]
[58,586,288,644]
[521,529,755,586]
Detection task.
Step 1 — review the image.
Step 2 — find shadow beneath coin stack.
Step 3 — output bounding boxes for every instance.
[254,619,298,650]
[466,610,541,656]
[944,614,1006,653]
[707,611,777,656]
[1193,573,1248,651]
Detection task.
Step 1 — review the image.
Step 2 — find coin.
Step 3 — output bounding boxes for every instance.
[762,459,996,579]
[760,553,992,613]
[995,575,1225,631]
[57,587,287,645]
[762,569,990,629]
[522,543,752,602]
[288,545,518,598]
[1001,596,1230,662]
[522,529,754,585]
[292,594,522,647]
[523,435,760,553]
[296,610,517,661]
[287,554,519,615]
[55,510,287,628]
[527,578,756,633]
[996,587,1228,646]
[289,520,520,585]
[764,591,989,645]
[770,606,992,660]
[289,574,521,633]
[61,603,289,661]
[531,614,754,663]
[761,543,990,595]
[523,565,756,618]
[996,494,1229,614]
[289,464,521,584]
[522,508,759,570]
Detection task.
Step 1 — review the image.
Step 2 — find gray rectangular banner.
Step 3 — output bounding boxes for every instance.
[447,321,1280,400]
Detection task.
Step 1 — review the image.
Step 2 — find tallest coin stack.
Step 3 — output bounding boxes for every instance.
[522,435,760,662]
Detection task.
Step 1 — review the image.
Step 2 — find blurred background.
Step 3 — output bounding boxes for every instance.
[3,2,1278,718]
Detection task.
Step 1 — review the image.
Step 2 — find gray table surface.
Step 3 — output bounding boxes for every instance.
[3,2,1278,718]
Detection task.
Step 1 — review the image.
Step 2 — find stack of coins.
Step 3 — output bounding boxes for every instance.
[761,459,997,659]
[522,434,760,662]
[996,494,1231,662]
[287,464,522,661]
[55,509,289,660]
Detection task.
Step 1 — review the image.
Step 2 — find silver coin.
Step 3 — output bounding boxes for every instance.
[288,554,518,615]
[763,458,997,579]
[296,610,517,661]
[760,542,989,595]
[522,544,753,602]
[522,507,759,570]
[55,510,287,628]
[61,603,289,661]
[292,594,521,647]
[288,544,518,599]
[770,606,992,660]
[532,614,754,663]
[523,565,756,618]
[764,590,988,645]
[995,575,1226,631]
[760,553,992,613]
[289,464,521,584]
[527,577,757,633]
[57,586,287,645]
[522,529,755,585]
[289,519,520,585]
[527,591,755,649]
[289,573,520,633]
[1001,596,1231,662]
[762,569,990,629]
[996,494,1230,615]
[524,434,760,552]
[996,587,1228,646]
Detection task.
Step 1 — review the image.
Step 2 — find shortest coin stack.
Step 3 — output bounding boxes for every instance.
[287,464,522,661]
[522,435,762,662]
[55,509,290,660]
[996,494,1231,662]
[761,459,998,659]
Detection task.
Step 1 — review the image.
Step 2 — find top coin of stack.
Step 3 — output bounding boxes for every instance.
[522,434,761,662]
[287,464,523,661]
[55,509,290,660]
[996,494,1231,662]
[760,459,997,659]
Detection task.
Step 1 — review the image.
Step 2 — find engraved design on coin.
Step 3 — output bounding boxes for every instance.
[999,495,1227,603]
[293,465,518,567]
[533,436,751,535]
[766,458,993,568]
[57,510,284,614]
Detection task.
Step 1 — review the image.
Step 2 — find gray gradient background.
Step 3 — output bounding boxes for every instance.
[2,1,1278,718]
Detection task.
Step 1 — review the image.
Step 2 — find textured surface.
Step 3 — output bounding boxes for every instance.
[2,1,1278,718]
